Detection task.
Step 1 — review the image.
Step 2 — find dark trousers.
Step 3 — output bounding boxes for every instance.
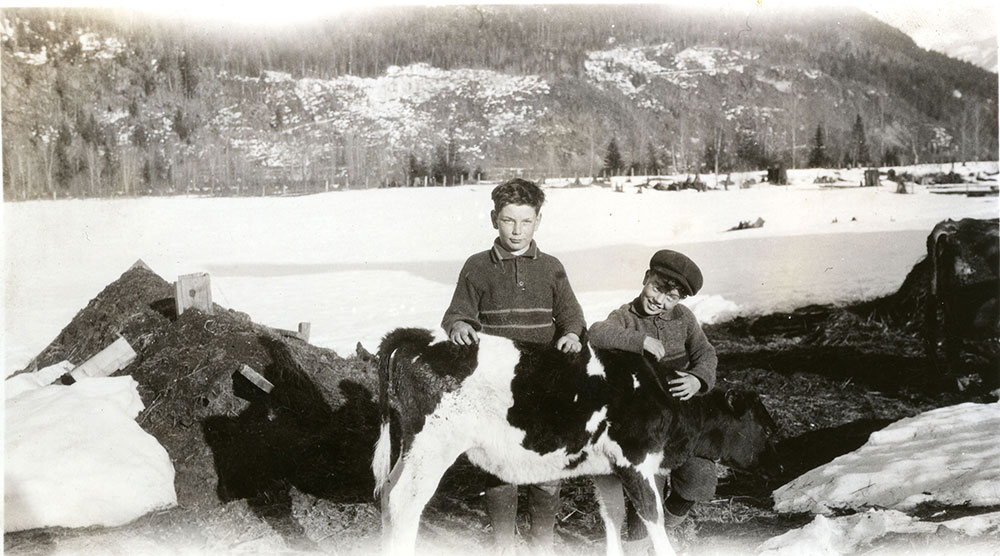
[486,480,561,549]
[597,457,717,539]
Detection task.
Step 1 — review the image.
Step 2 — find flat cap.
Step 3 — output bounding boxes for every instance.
[649,249,703,296]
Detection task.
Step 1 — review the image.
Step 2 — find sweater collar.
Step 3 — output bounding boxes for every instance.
[491,239,539,261]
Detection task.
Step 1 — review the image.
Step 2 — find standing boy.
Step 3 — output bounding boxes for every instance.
[588,249,718,538]
[442,178,587,551]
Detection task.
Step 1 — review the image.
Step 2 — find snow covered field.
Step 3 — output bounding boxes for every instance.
[3,162,999,551]
[4,163,997,374]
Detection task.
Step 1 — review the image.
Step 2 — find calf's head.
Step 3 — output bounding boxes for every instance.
[698,389,781,474]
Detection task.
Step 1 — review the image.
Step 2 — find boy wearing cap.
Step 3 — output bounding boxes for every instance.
[588,249,718,536]
[442,177,587,551]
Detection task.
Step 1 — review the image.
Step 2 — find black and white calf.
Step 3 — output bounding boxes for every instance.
[372,328,779,556]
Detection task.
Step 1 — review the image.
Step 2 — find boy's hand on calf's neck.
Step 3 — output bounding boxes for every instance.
[450,321,479,345]
[556,333,582,353]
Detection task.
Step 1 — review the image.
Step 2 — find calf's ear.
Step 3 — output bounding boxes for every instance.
[724,390,747,415]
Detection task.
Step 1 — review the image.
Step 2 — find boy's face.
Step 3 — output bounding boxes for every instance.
[491,203,541,252]
[639,272,684,316]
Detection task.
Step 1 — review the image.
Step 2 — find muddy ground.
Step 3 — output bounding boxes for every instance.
[4,257,998,556]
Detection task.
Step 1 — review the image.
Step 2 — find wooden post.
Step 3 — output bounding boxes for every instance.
[239,364,274,393]
[175,272,213,316]
[70,335,137,380]
[864,169,880,187]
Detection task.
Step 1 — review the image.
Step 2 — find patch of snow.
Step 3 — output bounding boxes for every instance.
[773,401,1000,514]
[14,46,47,65]
[261,70,293,82]
[684,295,740,325]
[4,360,74,399]
[4,375,177,532]
[222,62,550,167]
[79,32,102,51]
[757,73,792,93]
[758,509,1000,555]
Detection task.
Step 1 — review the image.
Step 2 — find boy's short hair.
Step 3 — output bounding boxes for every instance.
[646,272,687,297]
[491,178,545,213]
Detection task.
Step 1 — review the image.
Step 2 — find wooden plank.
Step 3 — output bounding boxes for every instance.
[239,364,274,393]
[297,322,311,342]
[276,323,311,342]
[175,272,213,316]
[70,335,137,380]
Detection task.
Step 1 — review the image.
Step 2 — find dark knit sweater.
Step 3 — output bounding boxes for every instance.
[589,298,717,393]
[442,239,587,345]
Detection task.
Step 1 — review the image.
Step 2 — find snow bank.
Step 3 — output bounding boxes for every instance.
[772,401,1000,514]
[4,375,177,532]
[4,360,75,399]
[757,509,1000,556]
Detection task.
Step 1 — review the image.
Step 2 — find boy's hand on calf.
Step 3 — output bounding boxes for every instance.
[556,333,582,353]
[449,321,480,345]
[643,336,666,360]
[669,371,700,401]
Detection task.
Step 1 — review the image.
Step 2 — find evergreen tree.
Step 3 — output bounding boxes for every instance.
[173,108,193,143]
[603,137,623,176]
[850,114,870,167]
[645,142,659,175]
[735,130,766,170]
[54,121,74,189]
[431,144,449,185]
[808,123,828,168]
[179,50,199,99]
[406,152,426,186]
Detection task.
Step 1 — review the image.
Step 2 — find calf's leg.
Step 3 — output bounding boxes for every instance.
[380,459,405,532]
[384,423,468,556]
[616,466,676,556]
[591,475,626,556]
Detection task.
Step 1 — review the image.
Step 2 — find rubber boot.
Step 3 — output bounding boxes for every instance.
[662,493,694,529]
[486,484,518,552]
[526,481,560,550]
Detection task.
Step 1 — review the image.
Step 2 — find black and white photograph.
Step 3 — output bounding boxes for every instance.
[3,1,998,555]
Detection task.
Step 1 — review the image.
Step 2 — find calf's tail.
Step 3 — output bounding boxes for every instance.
[371,328,436,499]
[372,346,397,498]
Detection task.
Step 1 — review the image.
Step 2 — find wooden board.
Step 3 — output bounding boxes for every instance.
[70,335,137,380]
[239,364,274,393]
[175,272,213,316]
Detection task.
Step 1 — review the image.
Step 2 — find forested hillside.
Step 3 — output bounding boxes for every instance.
[2,5,996,199]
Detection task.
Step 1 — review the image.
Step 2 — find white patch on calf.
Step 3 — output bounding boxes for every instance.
[587,353,606,377]
[586,407,608,433]
[636,452,664,478]
[372,421,392,496]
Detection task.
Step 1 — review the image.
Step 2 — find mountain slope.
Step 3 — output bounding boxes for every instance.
[1,5,996,199]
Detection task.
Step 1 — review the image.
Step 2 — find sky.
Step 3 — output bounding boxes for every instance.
[2,0,995,42]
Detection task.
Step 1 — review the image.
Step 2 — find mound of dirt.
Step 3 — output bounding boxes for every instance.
[21,262,382,511]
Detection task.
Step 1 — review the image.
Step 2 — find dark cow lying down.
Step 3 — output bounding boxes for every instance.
[372,328,779,556]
